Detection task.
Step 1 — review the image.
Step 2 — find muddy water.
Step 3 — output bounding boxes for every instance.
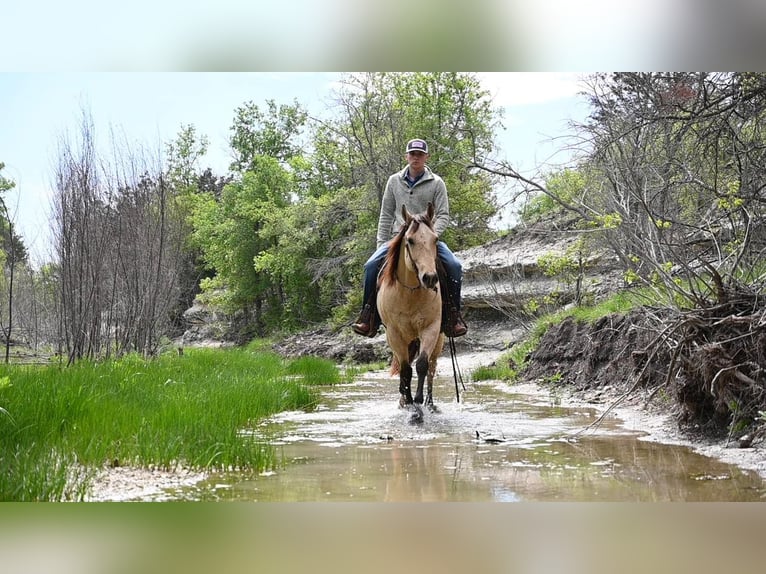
[180,372,766,502]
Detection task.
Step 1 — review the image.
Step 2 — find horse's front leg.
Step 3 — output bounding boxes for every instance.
[426,350,440,413]
[399,360,424,424]
[413,351,429,405]
[398,361,413,407]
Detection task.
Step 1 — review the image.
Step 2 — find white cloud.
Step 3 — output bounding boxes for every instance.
[477,73,585,107]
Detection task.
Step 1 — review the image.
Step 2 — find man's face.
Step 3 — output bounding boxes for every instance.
[406,150,428,172]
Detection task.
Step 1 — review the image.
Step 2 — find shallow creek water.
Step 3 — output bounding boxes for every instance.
[176,371,766,502]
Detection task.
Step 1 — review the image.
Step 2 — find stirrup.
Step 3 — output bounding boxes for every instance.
[351,304,379,337]
[352,322,375,337]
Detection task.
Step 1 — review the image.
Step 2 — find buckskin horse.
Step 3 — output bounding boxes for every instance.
[377,203,445,424]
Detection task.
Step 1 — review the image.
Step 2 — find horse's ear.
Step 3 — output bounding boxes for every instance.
[401,204,412,224]
[426,202,434,222]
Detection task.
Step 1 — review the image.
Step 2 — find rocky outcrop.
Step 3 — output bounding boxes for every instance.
[179,298,242,347]
[458,221,623,312]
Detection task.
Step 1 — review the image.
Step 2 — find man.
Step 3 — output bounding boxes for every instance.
[352,138,468,338]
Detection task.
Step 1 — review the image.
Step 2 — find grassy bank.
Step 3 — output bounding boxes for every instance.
[0,345,342,501]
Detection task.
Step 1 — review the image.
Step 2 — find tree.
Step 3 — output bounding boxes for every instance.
[165,124,209,190]
[578,73,766,307]
[581,73,766,433]
[53,110,187,362]
[164,124,224,331]
[188,100,310,334]
[229,99,307,172]
[191,156,293,333]
[0,163,22,362]
[475,73,766,309]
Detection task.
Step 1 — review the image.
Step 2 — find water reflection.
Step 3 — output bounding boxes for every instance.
[177,375,766,502]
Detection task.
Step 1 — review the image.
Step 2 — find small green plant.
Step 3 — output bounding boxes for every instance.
[471,352,518,382]
[590,212,623,229]
[537,237,590,305]
[520,169,586,223]
[654,387,672,405]
[544,372,563,385]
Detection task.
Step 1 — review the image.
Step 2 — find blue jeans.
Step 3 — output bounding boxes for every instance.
[362,241,463,310]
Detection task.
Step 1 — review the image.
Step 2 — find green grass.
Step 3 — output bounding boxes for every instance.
[0,347,340,501]
[470,364,512,382]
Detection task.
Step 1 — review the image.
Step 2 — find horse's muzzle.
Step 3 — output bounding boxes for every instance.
[422,272,439,290]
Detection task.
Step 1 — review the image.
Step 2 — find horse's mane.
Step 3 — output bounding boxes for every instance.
[379,213,433,288]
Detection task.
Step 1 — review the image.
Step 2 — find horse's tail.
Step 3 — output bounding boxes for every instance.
[390,355,400,376]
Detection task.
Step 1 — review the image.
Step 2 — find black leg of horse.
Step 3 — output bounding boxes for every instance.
[399,360,423,424]
[426,378,439,413]
[398,362,413,407]
[403,353,425,424]
[413,353,428,405]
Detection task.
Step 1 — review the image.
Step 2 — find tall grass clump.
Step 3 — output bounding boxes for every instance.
[285,356,342,385]
[0,347,339,501]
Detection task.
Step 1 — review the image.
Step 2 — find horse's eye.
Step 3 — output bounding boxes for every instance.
[406,237,414,245]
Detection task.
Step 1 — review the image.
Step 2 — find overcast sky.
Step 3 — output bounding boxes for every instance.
[0,73,590,263]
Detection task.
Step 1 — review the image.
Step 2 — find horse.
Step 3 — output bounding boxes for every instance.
[377,202,445,424]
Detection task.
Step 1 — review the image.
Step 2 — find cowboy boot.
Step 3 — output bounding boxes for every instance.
[437,267,467,338]
[444,305,468,338]
[352,291,380,337]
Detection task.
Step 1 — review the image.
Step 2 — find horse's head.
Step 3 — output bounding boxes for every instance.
[401,203,439,290]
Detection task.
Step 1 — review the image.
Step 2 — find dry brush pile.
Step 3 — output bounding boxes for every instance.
[664,291,766,436]
[523,291,766,440]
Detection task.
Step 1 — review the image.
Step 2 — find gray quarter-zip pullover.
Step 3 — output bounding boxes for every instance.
[376,165,450,248]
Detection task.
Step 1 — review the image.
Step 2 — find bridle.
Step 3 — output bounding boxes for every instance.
[397,221,438,292]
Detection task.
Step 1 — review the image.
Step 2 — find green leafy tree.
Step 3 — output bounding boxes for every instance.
[229,99,307,172]
[192,156,293,333]
[192,99,310,332]
[166,124,209,190]
[255,185,371,327]
[164,125,221,329]
[521,169,586,223]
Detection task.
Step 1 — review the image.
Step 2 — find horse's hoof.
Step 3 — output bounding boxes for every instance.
[399,395,412,409]
[409,406,424,424]
[427,403,440,414]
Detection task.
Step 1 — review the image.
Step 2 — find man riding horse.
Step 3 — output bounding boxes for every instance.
[352,138,468,339]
